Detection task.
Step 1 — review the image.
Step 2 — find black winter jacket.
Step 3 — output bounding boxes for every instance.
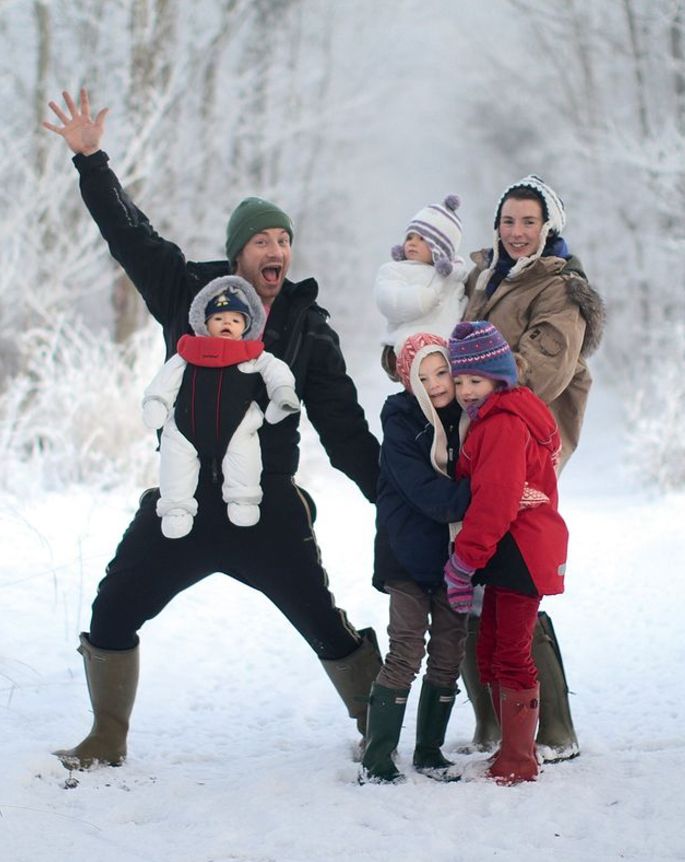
[74,151,380,500]
[373,392,470,591]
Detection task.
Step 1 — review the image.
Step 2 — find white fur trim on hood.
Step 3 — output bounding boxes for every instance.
[407,343,451,477]
[188,276,266,339]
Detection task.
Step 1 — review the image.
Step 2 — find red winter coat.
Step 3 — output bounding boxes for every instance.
[455,387,568,597]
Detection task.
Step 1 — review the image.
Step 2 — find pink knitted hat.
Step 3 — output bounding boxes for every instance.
[396,332,449,393]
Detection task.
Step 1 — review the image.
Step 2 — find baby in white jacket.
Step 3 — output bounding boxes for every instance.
[142,275,299,538]
[374,195,468,380]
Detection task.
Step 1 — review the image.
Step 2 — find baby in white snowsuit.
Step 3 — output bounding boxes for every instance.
[142,275,299,538]
[374,195,468,380]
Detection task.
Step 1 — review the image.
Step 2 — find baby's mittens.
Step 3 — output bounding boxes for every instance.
[264,386,300,424]
[142,397,169,429]
[444,554,475,614]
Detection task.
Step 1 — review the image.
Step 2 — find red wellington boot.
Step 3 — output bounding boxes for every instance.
[486,685,540,785]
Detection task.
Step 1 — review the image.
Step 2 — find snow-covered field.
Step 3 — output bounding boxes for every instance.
[2,383,683,862]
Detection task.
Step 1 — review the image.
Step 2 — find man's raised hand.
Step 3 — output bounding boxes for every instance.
[43,88,109,156]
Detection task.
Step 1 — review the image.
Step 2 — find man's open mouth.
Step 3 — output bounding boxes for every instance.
[261,265,282,284]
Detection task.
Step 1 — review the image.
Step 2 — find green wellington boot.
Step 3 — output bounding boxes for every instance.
[533,612,580,763]
[320,627,383,737]
[458,616,501,753]
[359,683,409,784]
[53,633,139,770]
[412,680,461,782]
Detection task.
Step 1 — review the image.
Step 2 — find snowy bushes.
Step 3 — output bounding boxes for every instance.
[0,320,163,494]
[624,325,685,491]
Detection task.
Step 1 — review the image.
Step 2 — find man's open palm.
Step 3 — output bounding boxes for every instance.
[43,88,108,155]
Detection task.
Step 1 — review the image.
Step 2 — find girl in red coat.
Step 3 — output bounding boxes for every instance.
[443,320,568,784]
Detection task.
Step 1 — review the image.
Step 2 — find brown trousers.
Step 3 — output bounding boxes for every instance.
[376,580,468,690]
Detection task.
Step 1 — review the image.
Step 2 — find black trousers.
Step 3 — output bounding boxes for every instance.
[90,474,361,660]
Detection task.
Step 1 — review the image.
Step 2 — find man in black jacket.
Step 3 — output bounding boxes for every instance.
[44,89,382,770]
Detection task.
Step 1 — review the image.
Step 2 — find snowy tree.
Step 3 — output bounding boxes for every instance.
[0,0,393,487]
[2,0,683,490]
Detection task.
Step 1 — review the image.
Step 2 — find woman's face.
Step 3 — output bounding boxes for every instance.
[418,352,455,408]
[498,197,544,259]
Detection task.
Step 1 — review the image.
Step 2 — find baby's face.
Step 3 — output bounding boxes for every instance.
[206,311,247,339]
[403,232,433,265]
[418,353,455,408]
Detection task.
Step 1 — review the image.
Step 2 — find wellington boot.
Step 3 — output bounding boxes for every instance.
[359,684,408,784]
[53,633,139,770]
[483,682,502,766]
[486,685,540,785]
[490,681,501,724]
[320,627,383,737]
[533,612,580,763]
[412,680,461,782]
[458,616,500,753]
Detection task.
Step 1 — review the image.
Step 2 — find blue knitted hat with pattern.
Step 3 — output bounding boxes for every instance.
[448,321,518,389]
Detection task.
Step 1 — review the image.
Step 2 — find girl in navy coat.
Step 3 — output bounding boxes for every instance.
[360,333,471,784]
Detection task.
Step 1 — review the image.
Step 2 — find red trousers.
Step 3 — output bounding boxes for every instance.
[477,586,540,691]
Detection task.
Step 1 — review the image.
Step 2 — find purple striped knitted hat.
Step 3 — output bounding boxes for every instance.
[391,194,463,276]
[448,321,518,389]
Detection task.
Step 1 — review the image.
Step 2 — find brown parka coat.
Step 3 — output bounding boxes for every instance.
[463,250,605,468]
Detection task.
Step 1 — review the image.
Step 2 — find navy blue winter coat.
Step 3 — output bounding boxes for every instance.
[373,392,470,592]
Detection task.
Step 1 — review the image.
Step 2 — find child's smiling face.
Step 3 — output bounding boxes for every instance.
[418,352,455,408]
[453,374,497,411]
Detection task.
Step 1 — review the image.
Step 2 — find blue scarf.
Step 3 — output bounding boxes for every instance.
[485,235,570,297]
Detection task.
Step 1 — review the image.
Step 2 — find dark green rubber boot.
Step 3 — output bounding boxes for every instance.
[413,680,461,782]
[359,684,409,784]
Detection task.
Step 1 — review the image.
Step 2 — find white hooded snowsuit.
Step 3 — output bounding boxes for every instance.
[142,276,299,536]
[374,260,468,354]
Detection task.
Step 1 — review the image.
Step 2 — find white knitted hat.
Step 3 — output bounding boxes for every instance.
[391,194,463,276]
[475,175,566,285]
[494,174,565,234]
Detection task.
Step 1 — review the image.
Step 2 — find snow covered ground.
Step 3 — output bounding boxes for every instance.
[1,381,684,862]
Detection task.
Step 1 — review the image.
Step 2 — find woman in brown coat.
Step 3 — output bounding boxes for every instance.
[459,175,605,763]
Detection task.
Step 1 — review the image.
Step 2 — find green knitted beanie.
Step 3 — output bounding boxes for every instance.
[225,197,294,267]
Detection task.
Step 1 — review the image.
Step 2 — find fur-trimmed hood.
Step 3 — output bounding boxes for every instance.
[469,249,605,357]
[564,270,605,357]
[188,275,266,339]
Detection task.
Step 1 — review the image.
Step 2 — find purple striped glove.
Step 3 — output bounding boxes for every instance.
[444,554,475,614]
